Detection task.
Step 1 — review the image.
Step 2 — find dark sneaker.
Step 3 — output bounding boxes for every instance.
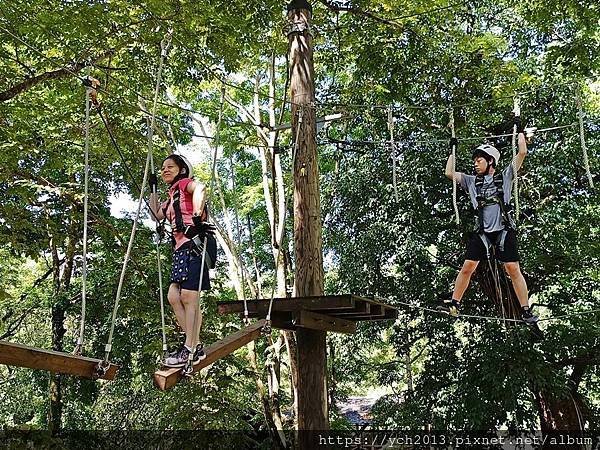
[166,344,183,359]
[194,344,207,361]
[521,307,539,324]
[438,299,461,317]
[164,346,191,368]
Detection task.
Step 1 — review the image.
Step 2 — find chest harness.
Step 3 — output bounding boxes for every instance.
[161,181,216,269]
[474,172,516,258]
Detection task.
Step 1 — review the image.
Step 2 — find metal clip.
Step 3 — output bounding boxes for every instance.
[160,30,173,57]
[261,320,272,335]
[93,360,110,379]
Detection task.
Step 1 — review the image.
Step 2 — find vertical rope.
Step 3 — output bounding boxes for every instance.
[230,156,249,323]
[577,92,594,188]
[449,108,460,225]
[147,119,168,357]
[75,73,93,355]
[512,97,520,222]
[102,31,172,364]
[388,106,398,202]
[185,83,226,371]
[265,106,304,327]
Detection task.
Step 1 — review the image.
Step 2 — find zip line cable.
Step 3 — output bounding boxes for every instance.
[315,0,469,33]
[376,297,600,324]
[0,5,585,118]
[317,79,580,113]
[1,23,589,157]
[320,123,578,149]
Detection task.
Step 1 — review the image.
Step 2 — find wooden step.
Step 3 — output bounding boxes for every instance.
[153,319,266,391]
[0,341,118,380]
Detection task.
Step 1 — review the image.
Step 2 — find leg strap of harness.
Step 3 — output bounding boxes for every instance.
[478,233,492,260]
[498,229,508,253]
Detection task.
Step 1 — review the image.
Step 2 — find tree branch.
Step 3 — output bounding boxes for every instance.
[0,49,114,102]
[316,0,402,28]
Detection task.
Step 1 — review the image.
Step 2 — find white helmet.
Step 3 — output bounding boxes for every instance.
[473,143,500,165]
[164,153,194,178]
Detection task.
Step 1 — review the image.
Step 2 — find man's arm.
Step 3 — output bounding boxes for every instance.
[445,154,463,183]
[513,132,527,171]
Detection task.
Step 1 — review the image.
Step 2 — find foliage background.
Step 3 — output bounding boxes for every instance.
[0,0,598,438]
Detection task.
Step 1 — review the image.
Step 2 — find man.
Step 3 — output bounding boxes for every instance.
[442,123,538,324]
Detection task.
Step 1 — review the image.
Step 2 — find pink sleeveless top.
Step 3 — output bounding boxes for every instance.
[162,178,194,250]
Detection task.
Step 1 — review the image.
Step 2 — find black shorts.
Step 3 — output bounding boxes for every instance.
[464,230,520,262]
[170,242,211,291]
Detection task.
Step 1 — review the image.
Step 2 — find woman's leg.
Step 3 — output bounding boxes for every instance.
[167,283,187,331]
[180,288,202,348]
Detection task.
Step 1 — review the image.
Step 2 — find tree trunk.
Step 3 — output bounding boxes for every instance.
[48,304,65,434]
[47,203,78,434]
[287,0,328,436]
[534,389,586,432]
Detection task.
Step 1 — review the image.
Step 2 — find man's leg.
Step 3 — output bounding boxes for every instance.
[452,259,480,302]
[504,262,528,307]
[167,283,186,332]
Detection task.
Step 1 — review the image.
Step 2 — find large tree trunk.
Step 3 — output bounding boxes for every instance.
[48,304,66,434]
[47,204,78,434]
[287,1,329,436]
[534,389,586,432]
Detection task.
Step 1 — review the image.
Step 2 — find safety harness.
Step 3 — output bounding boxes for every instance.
[161,180,217,269]
[474,172,515,259]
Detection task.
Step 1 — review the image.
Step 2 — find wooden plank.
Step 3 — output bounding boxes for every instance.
[0,341,118,380]
[269,312,296,331]
[293,310,357,334]
[217,295,356,315]
[352,295,390,307]
[322,300,371,316]
[153,319,266,391]
[352,307,399,321]
[348,303,386,320]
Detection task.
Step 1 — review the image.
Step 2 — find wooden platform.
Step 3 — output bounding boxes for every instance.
[0,341,118,380]
[217,295,398,332]
[153,319,267,391]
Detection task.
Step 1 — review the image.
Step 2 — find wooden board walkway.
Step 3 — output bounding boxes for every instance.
[217,295,398,332]
[153,319,266,391]
[0,341,118,380]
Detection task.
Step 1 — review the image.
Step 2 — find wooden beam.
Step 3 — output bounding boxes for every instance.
[352,307,399,321]
[153,319,266,391]
[323,300,371,316]
[359,304,384,318]
[0,341,118,380]
[217,295,355,316]
[293,310,356,334]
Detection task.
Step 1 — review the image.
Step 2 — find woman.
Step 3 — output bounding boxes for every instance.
[149,154,216,367]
